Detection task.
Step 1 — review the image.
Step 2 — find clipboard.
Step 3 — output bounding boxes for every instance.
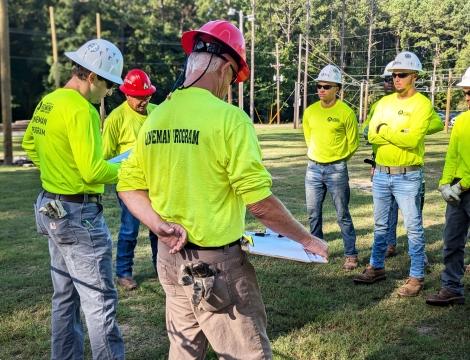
[242,229,328,264]
[108,149,132,164]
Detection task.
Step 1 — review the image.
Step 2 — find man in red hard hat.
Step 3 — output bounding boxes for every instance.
[102,69,159,290]
[116,20,328,359]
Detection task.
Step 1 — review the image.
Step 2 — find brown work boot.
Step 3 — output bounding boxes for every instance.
[426,288,465,306]
[385,245,398,258]
[354,265,386,284]
[397,277,424,297]
[343,256,359,271]
[116,276,138,290]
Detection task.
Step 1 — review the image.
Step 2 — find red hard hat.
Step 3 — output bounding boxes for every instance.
[119,69,156,96]
[181,20,249,83]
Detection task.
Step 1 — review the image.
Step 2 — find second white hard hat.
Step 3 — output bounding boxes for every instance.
[65,39,124,84]
[381,61,394,77]
[315,64,343,84]
[456,67,470,87]
[388,51,425,74]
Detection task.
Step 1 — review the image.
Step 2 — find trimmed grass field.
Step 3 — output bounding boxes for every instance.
[1,126,469,359]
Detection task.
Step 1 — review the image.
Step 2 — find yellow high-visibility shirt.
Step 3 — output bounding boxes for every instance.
[117,87,273,247]
[22,88,119,194]
[440,111,470,188]
[102,100,157,160]
[368,92,433,166]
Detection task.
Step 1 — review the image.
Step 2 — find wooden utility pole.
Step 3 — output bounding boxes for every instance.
[431,43,439,106]
[49,7,60,89]
[340,0,345,100]
[238,10,244,110]
[96,13,106,127]
[303,0,310,113]
[249,1,255,122]
[359,81,364,124]
[445,70,452,133]
[271,43,284,125]
[0,0,13,165]
[328,2,333,60]
[363,0,374,123]
[294,34,302,128]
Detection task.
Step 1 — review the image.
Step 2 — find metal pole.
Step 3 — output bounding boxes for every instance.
[364,0,374,123]
[303,0,310,113]
[238,10,244,110]
[249,1,255,122]
[359,81,364,124]
[276,43,280,125]
[0,0,13,165]
[49,7,60,89]
[294,82,299,129]
[96,13,106,128]
[295,34,302,128]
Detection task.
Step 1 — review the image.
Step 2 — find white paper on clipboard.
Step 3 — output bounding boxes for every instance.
[108,149,132,164]
[242,229,328,264]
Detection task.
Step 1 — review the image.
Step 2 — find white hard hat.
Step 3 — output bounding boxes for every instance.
[388,51,425,74]
[65,39,124,84]
[315,64,342,84]
[456,67,470,87]
[381,61,394,77]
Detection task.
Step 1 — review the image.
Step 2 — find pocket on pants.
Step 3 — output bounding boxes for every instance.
[198,269,233,312]
[47,215,78,245]
[34,202,48,236]
[159,263,176,297]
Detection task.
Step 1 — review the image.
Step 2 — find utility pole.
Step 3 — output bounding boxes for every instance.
[363,0,374,123]
[271,43,284,125]
[49,7,60,89]
[303,0,310,113]
[249,1,255,122]
[238,10,244,110]
[96,13,106,128]
[431,42,439,106]
[445,70,452,133]
[339,0,345,100]
[328,2,333,60]
[0,0,13,165]
[294,34,302,128]
[359,81,364,124]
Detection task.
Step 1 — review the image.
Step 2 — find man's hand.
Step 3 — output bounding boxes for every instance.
[438,184,461,206]
[300,236,329,262]
[154,222,187,254]
[451,182,465,196]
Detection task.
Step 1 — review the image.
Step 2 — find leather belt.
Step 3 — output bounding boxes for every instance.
[184,239,241,251]
[311,159,343,166]
[375,164,421,175]
[43,190,102,204]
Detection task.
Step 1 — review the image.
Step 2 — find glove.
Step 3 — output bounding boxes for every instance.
[39,200,68,219]
[451,182,464,196]
[178,261,218,305]
[438,184,461,206]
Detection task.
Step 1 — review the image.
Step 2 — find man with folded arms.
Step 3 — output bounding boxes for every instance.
[354,51,433,297]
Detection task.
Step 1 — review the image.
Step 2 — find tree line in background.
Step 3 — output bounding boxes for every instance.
[5,0,470,123]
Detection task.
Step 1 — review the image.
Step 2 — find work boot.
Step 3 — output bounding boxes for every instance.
[385,245,398,258]
[343,256,358,271]
[426,288,465,306]
[397,277,424,297]
[117,276,138,290]
[354,265,386,284]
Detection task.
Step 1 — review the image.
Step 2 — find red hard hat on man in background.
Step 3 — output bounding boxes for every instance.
[119,69,156,97]
[181,20,249,83]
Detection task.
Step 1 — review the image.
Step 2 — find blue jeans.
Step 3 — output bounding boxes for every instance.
[115,192,158,278]
[441,190,470,295]
[35,191,125,360]
[370,169,426,278]
[305,159,358,257]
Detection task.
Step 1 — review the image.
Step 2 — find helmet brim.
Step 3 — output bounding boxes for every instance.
[119,84,156,96]
[65,52,124,85]
[181,30,249,83]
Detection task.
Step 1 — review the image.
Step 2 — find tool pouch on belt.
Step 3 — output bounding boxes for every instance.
[39,200,68,219]
[178,261,219,306]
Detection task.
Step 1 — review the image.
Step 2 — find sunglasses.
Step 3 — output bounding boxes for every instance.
[384,76,393,83]
[463,90,470,96]
[97,75,115,89]
[391,72,415,79]
[131,95,152,101]
[316,84,336,90]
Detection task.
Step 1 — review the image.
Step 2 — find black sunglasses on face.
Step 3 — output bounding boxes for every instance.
[384,76,393,83]
[462,90,470,96]
[391,72,414,79]
[97,75,114,89]
[316,84,336,90]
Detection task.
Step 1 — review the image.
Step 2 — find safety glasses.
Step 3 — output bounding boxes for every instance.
[384,76,393,83]
[97,75,115,89]
[462,90,470,96]
[316,84,336,90]
[391,72,414,79]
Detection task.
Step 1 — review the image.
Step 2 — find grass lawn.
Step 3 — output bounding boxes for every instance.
[1,126,469,360]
